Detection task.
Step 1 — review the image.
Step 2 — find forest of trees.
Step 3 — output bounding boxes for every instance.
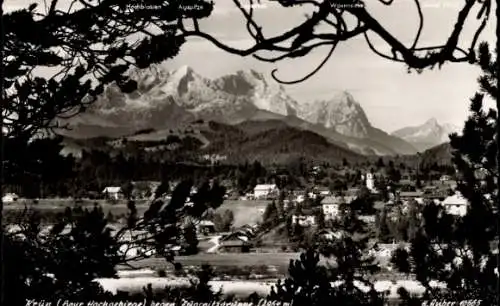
[5,135,442,199]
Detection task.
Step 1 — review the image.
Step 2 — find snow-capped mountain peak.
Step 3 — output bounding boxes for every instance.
[67,64,418,155]
[298,91,372,138]
[213,69,299,116]
[392,118,460,151]
[424,117,438,126]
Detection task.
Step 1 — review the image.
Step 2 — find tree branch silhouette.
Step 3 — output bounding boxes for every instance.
[180,0,492,83]
[2,0,214,140]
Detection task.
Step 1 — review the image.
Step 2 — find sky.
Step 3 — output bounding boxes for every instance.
[4,0,497,132]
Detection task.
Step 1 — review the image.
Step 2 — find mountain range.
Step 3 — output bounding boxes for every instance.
[391,118,460,152]
[57,64,456,160]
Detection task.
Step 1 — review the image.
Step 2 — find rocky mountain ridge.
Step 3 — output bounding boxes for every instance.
[60,65,418,156]
[392,118,460,152]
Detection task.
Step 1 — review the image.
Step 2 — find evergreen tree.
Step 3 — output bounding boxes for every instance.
[270,204,383,305]
[315,208,326,230]
[268,249,334,305]
[182,223,199,255]
[155,180,170,199]
[375,208,392,243]
[3,1,214,140]
[262,200,279,228]
[4,206,120,305]
[277,190,286,215]
[393,43,499,305]
[376,157,385,169]
[121,181,134,200]
[406,200,421,241]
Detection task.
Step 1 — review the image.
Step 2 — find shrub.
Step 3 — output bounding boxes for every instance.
[157,269,167,277]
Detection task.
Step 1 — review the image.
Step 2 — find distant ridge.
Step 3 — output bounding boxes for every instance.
[419,142,453,167]
[392,118,460,152]
[60,120,366,165]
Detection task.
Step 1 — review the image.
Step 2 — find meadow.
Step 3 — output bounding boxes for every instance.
[96,277,437,300]
[3,198,269,227]
[120,252,318,271]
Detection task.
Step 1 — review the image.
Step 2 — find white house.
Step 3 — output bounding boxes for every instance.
[197,220,216,234]
[372,243,411,259]
[102,187,122,200]
[316,229,342,241]
[441,192,468,216]
[440,175,452,182]
[365,173,375,192]
[291,215,316,227]
[313,186,331,196]
[295,195,305,203]
[321,196,343,220]
[253,184,278,199]
[2,193,19,203]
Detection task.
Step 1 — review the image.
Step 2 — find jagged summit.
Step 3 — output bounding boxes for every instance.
[392,118,461,151]
[424,117,439,126]
[298,91,372,138]
[64,64,418,155]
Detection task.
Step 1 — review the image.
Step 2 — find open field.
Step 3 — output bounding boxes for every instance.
[215,200,269,227]
[121,253,317,271]
[121,252,393,278]
[3,199,269,226]
[96,277,443,299]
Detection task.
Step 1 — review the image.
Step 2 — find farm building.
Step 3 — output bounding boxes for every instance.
[398,191,424,200]
[316,229,341,241]
[253,184,278,199]
[439,175,452,182]
[364,172,376,192]
[359,215,376,223]
[291,212,316,227]
[197,220,216,235]
[2,193,18,203]
[321,196,343,220]
[313,186,331,196]
[441,192,468,216]
[219,232,253,253]
[371,243,411,259]
[219,240,252,253]
[235,225,257,238]
[321,196,355,220]
[102,187,123,200]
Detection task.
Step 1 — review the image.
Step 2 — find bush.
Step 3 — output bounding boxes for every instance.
[157,269,167,277]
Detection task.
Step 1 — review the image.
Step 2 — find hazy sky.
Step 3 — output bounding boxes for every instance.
[4,0,497,132]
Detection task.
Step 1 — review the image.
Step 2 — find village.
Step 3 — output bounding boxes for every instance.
[2,165,469,273]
